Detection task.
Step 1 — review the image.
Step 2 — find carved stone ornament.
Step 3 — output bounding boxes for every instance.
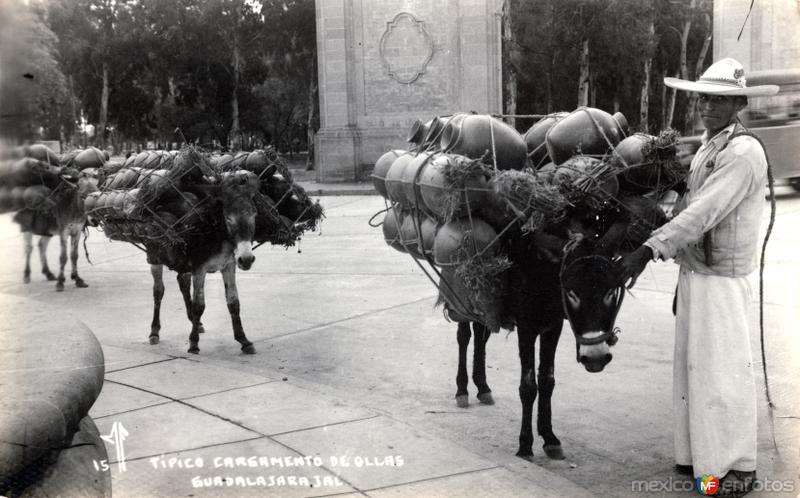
[378,12,434,85]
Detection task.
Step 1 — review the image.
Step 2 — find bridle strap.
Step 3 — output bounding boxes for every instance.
[559,248,625,349]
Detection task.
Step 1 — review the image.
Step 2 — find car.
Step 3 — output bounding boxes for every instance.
[679,68,800,191]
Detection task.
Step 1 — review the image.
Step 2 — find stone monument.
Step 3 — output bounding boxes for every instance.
[314,0,503,182]
[713,0,800,72]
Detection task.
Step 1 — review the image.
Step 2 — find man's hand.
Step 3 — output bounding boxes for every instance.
[617,245,653,289]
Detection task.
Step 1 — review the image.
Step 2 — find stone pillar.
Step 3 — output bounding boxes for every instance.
[314,0,503,182]
[714,0,800,71]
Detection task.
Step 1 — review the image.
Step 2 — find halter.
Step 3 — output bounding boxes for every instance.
[559,241,625,352]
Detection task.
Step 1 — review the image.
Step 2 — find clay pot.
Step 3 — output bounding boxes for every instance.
[441,114,527,170]
[372,150,408,198]
[419,216,437,257]
[384,154,415,204]
[108,169,129,189]
[438,266,479,323]
[10,158,43,187]
[417,154,489,220]
[399,214,422,257]
[0,186,12,212]
[10,186,26,211]
[26,144,60,166]
[523,112,569,168]
[23,185,52,209]
[382,208,406,253]
[545,107,624,165]
[132,151,150,168]
[400,151,437,207]
[73,147,106,170]
[433,217,498,266]
[614,134,677,195]
[83,192,100,213]
[613,112,630,137]
[407,119,431,146]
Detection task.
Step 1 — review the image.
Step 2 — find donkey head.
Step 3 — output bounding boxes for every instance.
[220,170,259,270]
[560,221,628,373]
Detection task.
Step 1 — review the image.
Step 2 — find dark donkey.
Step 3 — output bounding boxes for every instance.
[452,217,629,460]
[15,168,100,291]
[148,170,261,354]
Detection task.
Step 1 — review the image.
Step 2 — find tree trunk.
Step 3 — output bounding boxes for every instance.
[546,52,555,114]
[502,0,517,129]
[694,28,712,80]
[665,71,678,128]
[306,78,317,171]
[98,62,109,147]
[639,20,655,133]
[684,17,712,134]
[640,58,652,133]
[577,38,590,107]
[230,36,241,151]
[546,4,555,114]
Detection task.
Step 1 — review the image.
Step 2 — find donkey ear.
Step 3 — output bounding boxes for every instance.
[594,220,629,257]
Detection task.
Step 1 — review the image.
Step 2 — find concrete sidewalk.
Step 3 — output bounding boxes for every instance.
[88,349,592,498]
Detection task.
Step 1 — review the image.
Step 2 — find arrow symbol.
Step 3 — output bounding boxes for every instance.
[100,421,129,473]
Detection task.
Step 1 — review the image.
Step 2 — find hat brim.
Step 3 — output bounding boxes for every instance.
[664,77,779,97]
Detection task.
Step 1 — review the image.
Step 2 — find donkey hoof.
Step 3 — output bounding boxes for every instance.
[188,346,199,354]
[241,344,256,354]
[44,271,56,281]
[477,392,495,405]
[55,282,65,292]
[149,336,160,345]
[23,275,30,284]
[515,449,534,461]
[74,278,88,288]
[198,324,205,334]
[455,394,469,408]
[543,444,565,460]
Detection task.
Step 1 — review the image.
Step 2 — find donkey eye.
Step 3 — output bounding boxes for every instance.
[566,290,580,308]
[603,289,616,307]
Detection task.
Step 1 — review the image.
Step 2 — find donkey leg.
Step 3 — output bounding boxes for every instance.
[472,322,494,405]
[516,324,538,459]
[23,232,33,283]
[38,236,56,280]
[187,271,207,354]
[537,319,565,460]
[69,231,88,288]
[222,264,255,354]
[455,322,471,408]
[149,265,165,344]
[176,273,203,333]
[55,232,68,291]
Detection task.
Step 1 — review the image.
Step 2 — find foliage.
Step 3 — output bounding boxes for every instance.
[507,0,713,134]
[0,0,72,141]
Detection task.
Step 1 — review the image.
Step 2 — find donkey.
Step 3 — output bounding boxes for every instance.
[449,216,630,461]
[147,171,260,354]
[14,169,100,291]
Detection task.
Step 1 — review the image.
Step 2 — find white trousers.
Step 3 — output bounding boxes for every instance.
[674,267,757,478]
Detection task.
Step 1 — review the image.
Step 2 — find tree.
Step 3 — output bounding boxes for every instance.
[0,0,72,143]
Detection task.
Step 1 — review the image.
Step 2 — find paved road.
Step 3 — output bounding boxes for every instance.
[0,188,797,497]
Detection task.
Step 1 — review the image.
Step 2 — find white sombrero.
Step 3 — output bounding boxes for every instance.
[664,58,779,97]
